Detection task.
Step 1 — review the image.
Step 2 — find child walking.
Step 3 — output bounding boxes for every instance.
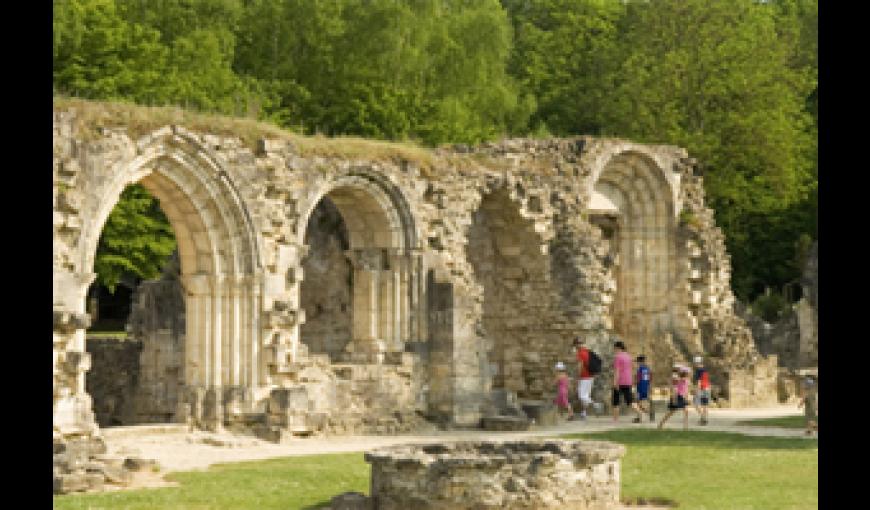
[797,375,817,436]
[633,355,653,423]
[554,362,574,420]
[658,365,690,430]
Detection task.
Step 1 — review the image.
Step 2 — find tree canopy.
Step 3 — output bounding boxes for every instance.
[54,0,817,304]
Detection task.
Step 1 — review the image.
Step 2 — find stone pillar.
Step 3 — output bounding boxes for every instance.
[181,273,210,388]
[347,248,388,361]
[53,271,99,438]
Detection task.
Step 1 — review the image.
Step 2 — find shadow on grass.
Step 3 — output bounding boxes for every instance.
[300,502,331,510]
[561,429,818,450]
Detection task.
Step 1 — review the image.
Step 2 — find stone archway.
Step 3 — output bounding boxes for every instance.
[53,131,263,436]
[297,172,421,364]
[589,151,679,371]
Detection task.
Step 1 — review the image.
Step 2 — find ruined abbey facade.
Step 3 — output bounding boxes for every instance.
[54,102,778,488]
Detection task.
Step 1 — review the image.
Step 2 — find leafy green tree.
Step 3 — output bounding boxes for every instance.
[53,0,169,102]
[597,0,816,300]
[233,0,530,144]
[504,0,625,135]
[94,184,177,292]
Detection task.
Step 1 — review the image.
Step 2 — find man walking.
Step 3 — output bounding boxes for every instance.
[573,337,595,419]
[612,339,644,423]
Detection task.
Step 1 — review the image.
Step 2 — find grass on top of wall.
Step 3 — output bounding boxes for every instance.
[54,96,439,173]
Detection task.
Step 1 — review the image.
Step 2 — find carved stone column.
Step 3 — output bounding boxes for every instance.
[347,248,387,362]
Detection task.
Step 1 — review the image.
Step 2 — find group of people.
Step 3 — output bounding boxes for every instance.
[553,336,712,430]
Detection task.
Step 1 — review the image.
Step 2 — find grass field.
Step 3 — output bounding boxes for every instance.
[53,453,369,510]
[736,415,808,429]
[565,429,818,510]
[54,430,817,510]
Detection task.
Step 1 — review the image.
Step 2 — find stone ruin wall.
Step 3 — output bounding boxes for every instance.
[740,241,818,402]
[54,102,779,490]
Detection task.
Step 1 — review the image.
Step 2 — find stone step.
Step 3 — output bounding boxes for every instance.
[481,415,531,431]
[101,424,188,441]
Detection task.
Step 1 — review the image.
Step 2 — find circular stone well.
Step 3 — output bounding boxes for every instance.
[364,440,626,510]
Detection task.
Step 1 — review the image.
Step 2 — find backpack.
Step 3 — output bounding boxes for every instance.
[586,350,603,375]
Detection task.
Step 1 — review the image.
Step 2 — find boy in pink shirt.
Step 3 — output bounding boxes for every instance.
[612,340,644,423]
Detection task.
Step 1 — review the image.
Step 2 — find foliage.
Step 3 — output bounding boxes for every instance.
[597,0,817,301]
[53,0,818,301]
[751,290,791,323]
[566,429,818,510]
[93,184,176,292]
[53,452,370,510]
[504,0,625,136]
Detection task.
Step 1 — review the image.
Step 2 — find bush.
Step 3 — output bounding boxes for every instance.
[751,291,790,323]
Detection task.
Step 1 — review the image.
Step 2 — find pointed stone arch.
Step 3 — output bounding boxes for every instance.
[54,128,265,434]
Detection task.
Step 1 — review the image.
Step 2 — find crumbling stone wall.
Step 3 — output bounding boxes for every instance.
[125,270,186,424]
[54,101,781,493]
[85,337,141,427]
[299,197,353,359]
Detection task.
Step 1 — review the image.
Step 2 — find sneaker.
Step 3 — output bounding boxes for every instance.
[579,412,587,420]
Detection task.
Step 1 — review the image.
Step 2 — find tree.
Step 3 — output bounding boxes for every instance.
[598,0,816,300]
[94,184,177,292]
[53,0,169,101]
[504,0,625,136]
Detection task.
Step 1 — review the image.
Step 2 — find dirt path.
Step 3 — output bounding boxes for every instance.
[102,404,811,476]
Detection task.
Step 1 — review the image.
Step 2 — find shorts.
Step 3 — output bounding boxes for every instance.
[612,385,633,406]
[636,386,650,401]
[577,378,594,405]
[668,395,687,410]
[694,389,710,406]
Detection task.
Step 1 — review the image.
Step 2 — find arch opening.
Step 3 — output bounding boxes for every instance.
[85,182,182,427]
[592,152,679,376]
[299,178,418,363]
[74,146,263,430]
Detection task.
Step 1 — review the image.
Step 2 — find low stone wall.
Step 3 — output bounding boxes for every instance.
[363,440,625,510]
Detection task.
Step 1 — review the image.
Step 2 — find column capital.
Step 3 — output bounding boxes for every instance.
[345,248,386,271]
[181,273,212,295]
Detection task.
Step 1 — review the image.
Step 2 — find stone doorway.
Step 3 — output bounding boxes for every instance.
[84,183,184,428]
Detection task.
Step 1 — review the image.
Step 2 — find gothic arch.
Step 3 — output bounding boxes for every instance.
[55,129,265,433]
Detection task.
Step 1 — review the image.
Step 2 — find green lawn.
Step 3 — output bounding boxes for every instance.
[736,415,807,429]
[53,453,370,510]
[54,430,817,510]
[564,429,818,510]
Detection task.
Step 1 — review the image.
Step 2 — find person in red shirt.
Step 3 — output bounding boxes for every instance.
[573,336,595,420]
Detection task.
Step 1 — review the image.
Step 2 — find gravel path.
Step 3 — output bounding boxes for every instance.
[102,404,813,474]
